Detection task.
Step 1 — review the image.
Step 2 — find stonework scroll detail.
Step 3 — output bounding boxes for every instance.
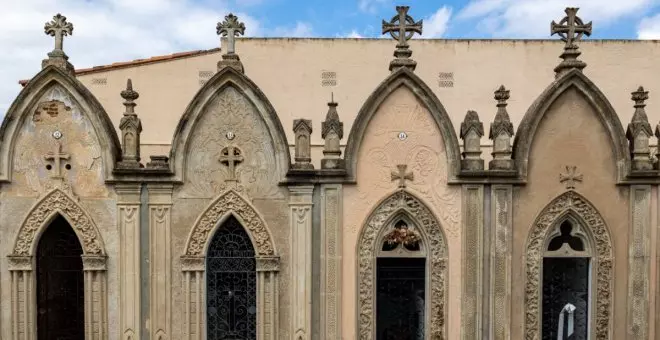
[357,190,447,339]
[524,191,612,339]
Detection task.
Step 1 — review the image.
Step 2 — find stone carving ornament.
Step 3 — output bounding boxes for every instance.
[184,189,275,256]
[12,188,105,255]
[357,190,447,339]
[524,191,612,339]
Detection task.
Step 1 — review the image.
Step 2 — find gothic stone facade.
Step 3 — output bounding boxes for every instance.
[2,7,660,340]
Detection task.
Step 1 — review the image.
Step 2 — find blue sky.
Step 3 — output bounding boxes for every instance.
[1,0,660,113]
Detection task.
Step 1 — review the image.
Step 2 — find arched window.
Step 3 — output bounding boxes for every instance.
[376,218,426,340]
[541,219,592,340]
[206,216,257,340]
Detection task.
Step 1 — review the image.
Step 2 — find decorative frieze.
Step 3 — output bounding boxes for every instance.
[289,185,314,340]
[490,185,512,340]
[627,185,651,339]
[461,185,484,339]
[148,184,173,340]
[320,184,342,340]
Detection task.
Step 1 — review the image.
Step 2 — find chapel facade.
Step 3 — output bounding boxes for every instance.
[1,5,659,340]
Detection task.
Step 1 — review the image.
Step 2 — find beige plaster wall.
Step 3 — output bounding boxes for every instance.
[510,87,629,339]
[342,86,461,339]
[71,39,660,165]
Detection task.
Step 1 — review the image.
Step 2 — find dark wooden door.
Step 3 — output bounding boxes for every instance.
[36,216,85,340]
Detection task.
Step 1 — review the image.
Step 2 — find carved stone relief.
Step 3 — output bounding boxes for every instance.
[12,188,105,256]
[11,85,106,197]
[183,189,276,256]
[181,86,282,199]
[353,87,459,237]
[524,191,612,339]
[357,190,447,340]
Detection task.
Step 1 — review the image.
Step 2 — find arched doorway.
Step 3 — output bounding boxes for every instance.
[36,215,85,340]
[206,215,257,340]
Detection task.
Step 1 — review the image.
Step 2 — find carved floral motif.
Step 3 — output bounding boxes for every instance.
[184,190,275,257]
[183,86,281,199]
[358,190,447,339]
[12,189,104,256]
[524,191,612,340]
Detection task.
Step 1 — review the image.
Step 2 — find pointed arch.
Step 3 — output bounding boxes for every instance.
[183,189,277,257]
[344,67,461,182]
[524,191,613,339]
[11,188,106,256]
[170,67,291,181]
[356,190,448,339]
[513,69,629,182]
[0,65,121,182]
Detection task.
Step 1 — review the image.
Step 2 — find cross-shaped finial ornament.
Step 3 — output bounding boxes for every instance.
[559,165,583,190]
[551,8,592,49]
[382,6,423,71]
[391,164,414,188]
[219,146,244,182]
[44,13,73,56]
[217,13,245,55]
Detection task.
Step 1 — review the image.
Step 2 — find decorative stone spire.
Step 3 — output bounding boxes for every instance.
[117,79,143,169]
[489,85,515,170]
[217,13,246,73]
[292,119,314,170]
[382,6,423,71]
[43,13,75,74]
[551,7,592,77]
[627,86,654,171]
[321,94,345,169]
[460,110,484,170]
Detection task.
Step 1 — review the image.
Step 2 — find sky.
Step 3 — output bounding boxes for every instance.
[1,0,660,114]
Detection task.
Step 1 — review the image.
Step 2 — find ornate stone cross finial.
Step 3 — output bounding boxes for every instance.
[117,79,143,169]
[559,165,583,190]
[45,13,73,56]
[43,13,75,73]
[391,164,414,188]
[551,8,592,76]
[219,146,244,182]
[44,142,70,178]
[217,13,245,55]
[216,13,246,73]
[382,6,423,71]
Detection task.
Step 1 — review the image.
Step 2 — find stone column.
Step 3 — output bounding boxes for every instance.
[180,257,204,340]
[319,184,342,340]
[116,183,142,339]
[289,185,314,340]
[489,185,513,340]
[82,255,108,340]
[628,185,652,339]
[256,257,281,340]
[148,184,173,340]
[461,185,484,340]
[8,256,34,340]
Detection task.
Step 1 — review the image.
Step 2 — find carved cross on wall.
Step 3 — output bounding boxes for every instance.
[382,6,423,47]
[217,13,245,55]
[44,142,70,178]
[219,146,244,181]
[559,165,583,190]
[551,7,592,49]
[44,13,73,54]
[391,164,414,188]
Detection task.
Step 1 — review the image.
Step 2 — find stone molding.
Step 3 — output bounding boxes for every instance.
[513,69,629,182]
[320,184,342,340]
[12,188,106,256]
[524,191,613,339]
[357,190,447,340]
[7,255,32,271]
[169,66,290,182]
[183,189,277,256]
[344,66,461,182]
[0,65,121,182]
[490,185,513,340]
[82,254,108,271]
[461,185,484,339]
[289,185,313,340]
[627,185,651,339]
[256,256,281,272]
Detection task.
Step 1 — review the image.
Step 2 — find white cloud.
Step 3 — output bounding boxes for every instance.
[358,0,388,13]
[0,0,263,115]
[638,13,660,38]
[346,30,364,38]
[456,0,654,37]
[422,6,452,38]
[272,22,314,37]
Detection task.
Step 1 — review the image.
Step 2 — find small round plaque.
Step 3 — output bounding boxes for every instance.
[52,130,63,139]
[226,131,235,140]
[398,132,408,141]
